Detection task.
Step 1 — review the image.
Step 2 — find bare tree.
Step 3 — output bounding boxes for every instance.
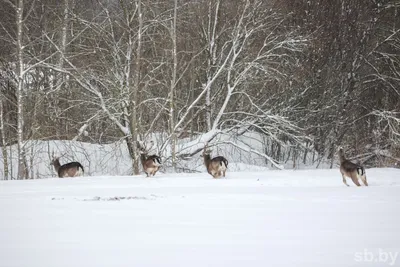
[0,99,9,179]
[169,0,178,171]
[15,0,29,179]
[169,0,306,165]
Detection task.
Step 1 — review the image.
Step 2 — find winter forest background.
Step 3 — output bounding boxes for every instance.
[0,0,399,180]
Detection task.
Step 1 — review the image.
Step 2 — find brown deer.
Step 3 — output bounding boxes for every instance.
[203,142,228,178]
[138,141,162,177]
[50,154,84,178]
[338,147,368,187]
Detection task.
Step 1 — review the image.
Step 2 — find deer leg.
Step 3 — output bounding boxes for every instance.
[361,176,368,186]
[342,174,349,187]
[350,173,361,186]
[74,168,79,177]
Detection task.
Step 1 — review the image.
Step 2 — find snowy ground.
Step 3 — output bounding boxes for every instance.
[1,168,400,267]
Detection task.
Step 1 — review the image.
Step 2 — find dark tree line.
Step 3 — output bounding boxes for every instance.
[0,0,399,178]
[279,0,400,166]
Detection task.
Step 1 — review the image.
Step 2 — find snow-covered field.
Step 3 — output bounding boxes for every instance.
[1,168,399,267]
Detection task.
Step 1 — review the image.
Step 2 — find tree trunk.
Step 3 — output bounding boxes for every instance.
[129,0,142,175]
[0,100,9,180]
[205,0,220,131]
[16,0,28,180]
[170,0,178,172]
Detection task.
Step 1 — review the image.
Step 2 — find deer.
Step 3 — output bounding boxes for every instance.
[202,142,228,178]
[50,153,84,178]
[338,147,368,187]
[138,141,162,177]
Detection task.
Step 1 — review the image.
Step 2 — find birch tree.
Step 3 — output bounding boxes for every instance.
[169,0,178,171]
[15,0,29,179]
[0,99,9,179]
[203,0,220,131]
[120,0,142,175]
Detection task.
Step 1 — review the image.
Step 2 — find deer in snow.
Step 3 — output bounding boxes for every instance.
[50,153,84,178]
[138,141,162,177]
[202,142,228,178]
[338,147,368,187]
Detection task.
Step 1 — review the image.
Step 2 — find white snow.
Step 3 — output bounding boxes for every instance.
[1,168,400,267]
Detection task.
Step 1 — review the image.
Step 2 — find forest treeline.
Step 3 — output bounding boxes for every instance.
[0,0,399,178]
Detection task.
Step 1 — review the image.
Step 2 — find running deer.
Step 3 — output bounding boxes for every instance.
[50,153,84,178]
[338,147,368,186]
[203,142,228,178]
[138,141,162,177]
